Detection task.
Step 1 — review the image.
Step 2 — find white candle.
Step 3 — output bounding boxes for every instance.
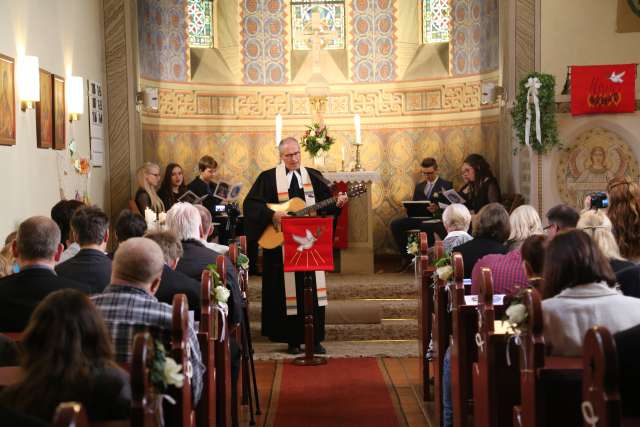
[354,114,362,145]
[275,113,282,147]
[341,145,345,161]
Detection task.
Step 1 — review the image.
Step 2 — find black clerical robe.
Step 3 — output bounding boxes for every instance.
[243,167,339,344]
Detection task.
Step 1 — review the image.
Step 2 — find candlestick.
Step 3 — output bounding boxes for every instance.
[354,114,361,145]
[275,113,282,147]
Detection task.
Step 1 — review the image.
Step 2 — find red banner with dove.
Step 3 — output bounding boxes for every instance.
[282,217,334,272]
[571,64,637,115]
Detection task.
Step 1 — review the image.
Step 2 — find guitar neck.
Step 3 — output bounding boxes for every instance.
[293,196,337,216]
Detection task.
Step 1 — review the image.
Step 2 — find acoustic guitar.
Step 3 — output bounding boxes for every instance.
[258,183,368,249]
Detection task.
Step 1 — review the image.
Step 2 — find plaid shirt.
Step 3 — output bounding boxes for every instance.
[91,284,204,403]
[470,249,528,296]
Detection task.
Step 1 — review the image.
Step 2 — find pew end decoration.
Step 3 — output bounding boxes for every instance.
[300,122,335,157]
[206,263,230,308]
[512,72,560,154]
[237,252,249,271]
[433,254,452,282]
[150,340,185,392]
[406,232,419,258]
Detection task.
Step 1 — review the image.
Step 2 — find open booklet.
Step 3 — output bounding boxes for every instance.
[213,181,243,202]
[177,190,209,204]
[438,189,467,210]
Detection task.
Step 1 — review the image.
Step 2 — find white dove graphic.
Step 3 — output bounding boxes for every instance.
[292,229,317,252]
[609,71,625,84]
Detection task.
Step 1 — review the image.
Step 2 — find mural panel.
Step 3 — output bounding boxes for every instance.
[351,0,397,82]
[450,0,499,76]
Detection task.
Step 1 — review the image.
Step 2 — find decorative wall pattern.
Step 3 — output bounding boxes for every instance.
[450,0,499,76]
[241,0,288,84]
[351,0,397,82]
[142,119,499,254]
[137,0,190,81]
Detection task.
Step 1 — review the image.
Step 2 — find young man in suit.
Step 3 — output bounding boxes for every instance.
[0,216,90,332]
[390,157,453,270]
[55,206,112,294]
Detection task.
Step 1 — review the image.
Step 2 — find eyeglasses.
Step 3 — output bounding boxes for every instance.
[282,151,301,159]
[543,224,556,231]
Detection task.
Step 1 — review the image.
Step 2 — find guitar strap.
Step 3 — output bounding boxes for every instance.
[275,163,328,316]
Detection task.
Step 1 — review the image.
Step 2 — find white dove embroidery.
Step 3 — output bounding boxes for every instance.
[609,71,625,84]
[292,229,317,252]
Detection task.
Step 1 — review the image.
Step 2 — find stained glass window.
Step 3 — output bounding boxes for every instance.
[423,0,450,44]
[188,0,213,48]
[291,1,345,50]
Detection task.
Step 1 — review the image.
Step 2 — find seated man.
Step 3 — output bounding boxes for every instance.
[55,206,112,294]
[50,199,84,263]
[0,216,90,332]
[108,209,147,258]
[144,230,202,321]
[91,237,204,403]
[545,203,579,237]
[390,157,452,270]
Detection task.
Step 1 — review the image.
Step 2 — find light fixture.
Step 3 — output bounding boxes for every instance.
[67,76,84,121]
[18,55,40,111]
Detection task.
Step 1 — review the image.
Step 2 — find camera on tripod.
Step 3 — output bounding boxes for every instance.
[589,192,609,209]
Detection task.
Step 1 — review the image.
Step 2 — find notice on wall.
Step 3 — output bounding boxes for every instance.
[88,80,103,140]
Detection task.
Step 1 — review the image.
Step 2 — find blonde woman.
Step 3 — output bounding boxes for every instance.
[577,209,640,297]
[135,162,165,214]
[506,205,543,251]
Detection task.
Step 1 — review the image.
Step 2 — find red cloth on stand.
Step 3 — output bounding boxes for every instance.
[333,181,349,249]
[282,217,334,272]
[571,64,637,115]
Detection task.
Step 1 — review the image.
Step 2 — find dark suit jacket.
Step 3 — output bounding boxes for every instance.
[452,237,507,278]
[413,177,453,203]
[615,324,640,416]
[612,261,640,299]
[0,267,91,332]
[176,239,242,325]
[156,264,202,321]
[55,248,112,294]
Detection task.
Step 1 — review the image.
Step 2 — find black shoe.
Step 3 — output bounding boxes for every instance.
[287,344,302,355]
[314,343,327,354]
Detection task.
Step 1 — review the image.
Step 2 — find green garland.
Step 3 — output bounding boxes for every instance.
[511,72,560,155]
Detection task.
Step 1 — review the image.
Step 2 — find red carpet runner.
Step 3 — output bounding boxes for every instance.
[272,358,402,427]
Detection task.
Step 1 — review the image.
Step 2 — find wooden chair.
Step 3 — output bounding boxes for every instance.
[450,253,478,427]
[512,288,583,427]
[431,242,451,427]
[417,233,437,401]
[471,268,520,427]
[167,294,194,427]
[196,270,216,427]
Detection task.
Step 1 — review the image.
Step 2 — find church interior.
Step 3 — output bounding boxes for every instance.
[1,0,640,426]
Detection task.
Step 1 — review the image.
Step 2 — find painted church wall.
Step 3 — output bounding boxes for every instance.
[0,0,108,241]
[538,0,640,215]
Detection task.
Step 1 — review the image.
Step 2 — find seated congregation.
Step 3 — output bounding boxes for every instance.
[416,175,640,427]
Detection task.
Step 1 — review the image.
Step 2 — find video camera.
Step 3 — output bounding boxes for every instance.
[589,192,609,210]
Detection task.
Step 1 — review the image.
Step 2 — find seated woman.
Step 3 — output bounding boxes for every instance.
[606,176,640,262]
[134,162,165,214]
[459,154,501,214]
[0,289,131,422]
[453,202,509,278]
[441,203,473,255]
[541,230,640,356]
[470,204,542,295]
[158,162,187,211]
[520,234,546,288]
[577,209,640,297]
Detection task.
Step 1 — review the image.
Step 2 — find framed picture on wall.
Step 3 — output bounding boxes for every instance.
[36,68,53,148]
[0,53,16,146]
[52,74,65,150]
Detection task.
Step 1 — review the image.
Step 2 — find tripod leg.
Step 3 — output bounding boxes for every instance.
[241,319,256,425]
[243,309,262,415]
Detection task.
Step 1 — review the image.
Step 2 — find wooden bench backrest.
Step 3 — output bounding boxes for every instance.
[582,326,621,427]
[431,241,449,427]
[214,255,232,427]
[417,232,432,400]
[169,294,193,427]
[196,269,216,427]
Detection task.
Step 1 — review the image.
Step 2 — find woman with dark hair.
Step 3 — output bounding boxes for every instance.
[158,163,187,211]
[453,202,509,278]
[606,176,640,262]
[541,229,640,356]
[459,153,501,213]
[0,289,131,422]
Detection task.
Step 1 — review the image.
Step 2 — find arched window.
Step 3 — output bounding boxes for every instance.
[423,0,450,44]
[291,0,345,50]
[188,0,213,48]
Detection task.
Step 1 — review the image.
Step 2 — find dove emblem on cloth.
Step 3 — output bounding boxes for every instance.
[292,229,317,252]
[609,71,625,84]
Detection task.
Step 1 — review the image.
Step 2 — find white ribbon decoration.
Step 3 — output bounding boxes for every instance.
[524,77,542,147]
[155,394,177,427]
[475,308,485,351]
[581,401,600,427]
[506,330,525,368]
[213,302,228,342]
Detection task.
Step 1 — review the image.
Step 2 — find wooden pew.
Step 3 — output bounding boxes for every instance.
[450,253,478,427]
[512,288,582,427]
[471,268,520,427]
[168,294,195,427]
[196,270,216,427]
[431,241,450,427]
[214,255,233,427]
[417,232,437,401]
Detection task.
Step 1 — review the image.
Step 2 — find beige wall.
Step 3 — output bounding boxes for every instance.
[536,0,640,213]
[0,0,108,239]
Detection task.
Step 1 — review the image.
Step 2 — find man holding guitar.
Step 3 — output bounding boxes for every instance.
[244,137,348,355]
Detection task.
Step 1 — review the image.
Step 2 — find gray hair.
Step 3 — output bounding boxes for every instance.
[16,216,61,261]
[112,237,164,286]
[508,205,543,242]
[194,205,212,237]
[166,202,202,241]
[278,137,299,154]
[144,230,183,264]
[442,204,471,232]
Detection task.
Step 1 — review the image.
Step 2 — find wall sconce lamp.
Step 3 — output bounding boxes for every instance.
[18,55,40,111]
[67,76,84,121]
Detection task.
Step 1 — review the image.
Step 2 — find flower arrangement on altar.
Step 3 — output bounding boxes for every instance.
[300,122,335,157]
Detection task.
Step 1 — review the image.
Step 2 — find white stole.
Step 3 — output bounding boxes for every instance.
[275,163,328,316]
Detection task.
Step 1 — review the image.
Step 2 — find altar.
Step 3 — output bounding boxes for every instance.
[324,171,380,274]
